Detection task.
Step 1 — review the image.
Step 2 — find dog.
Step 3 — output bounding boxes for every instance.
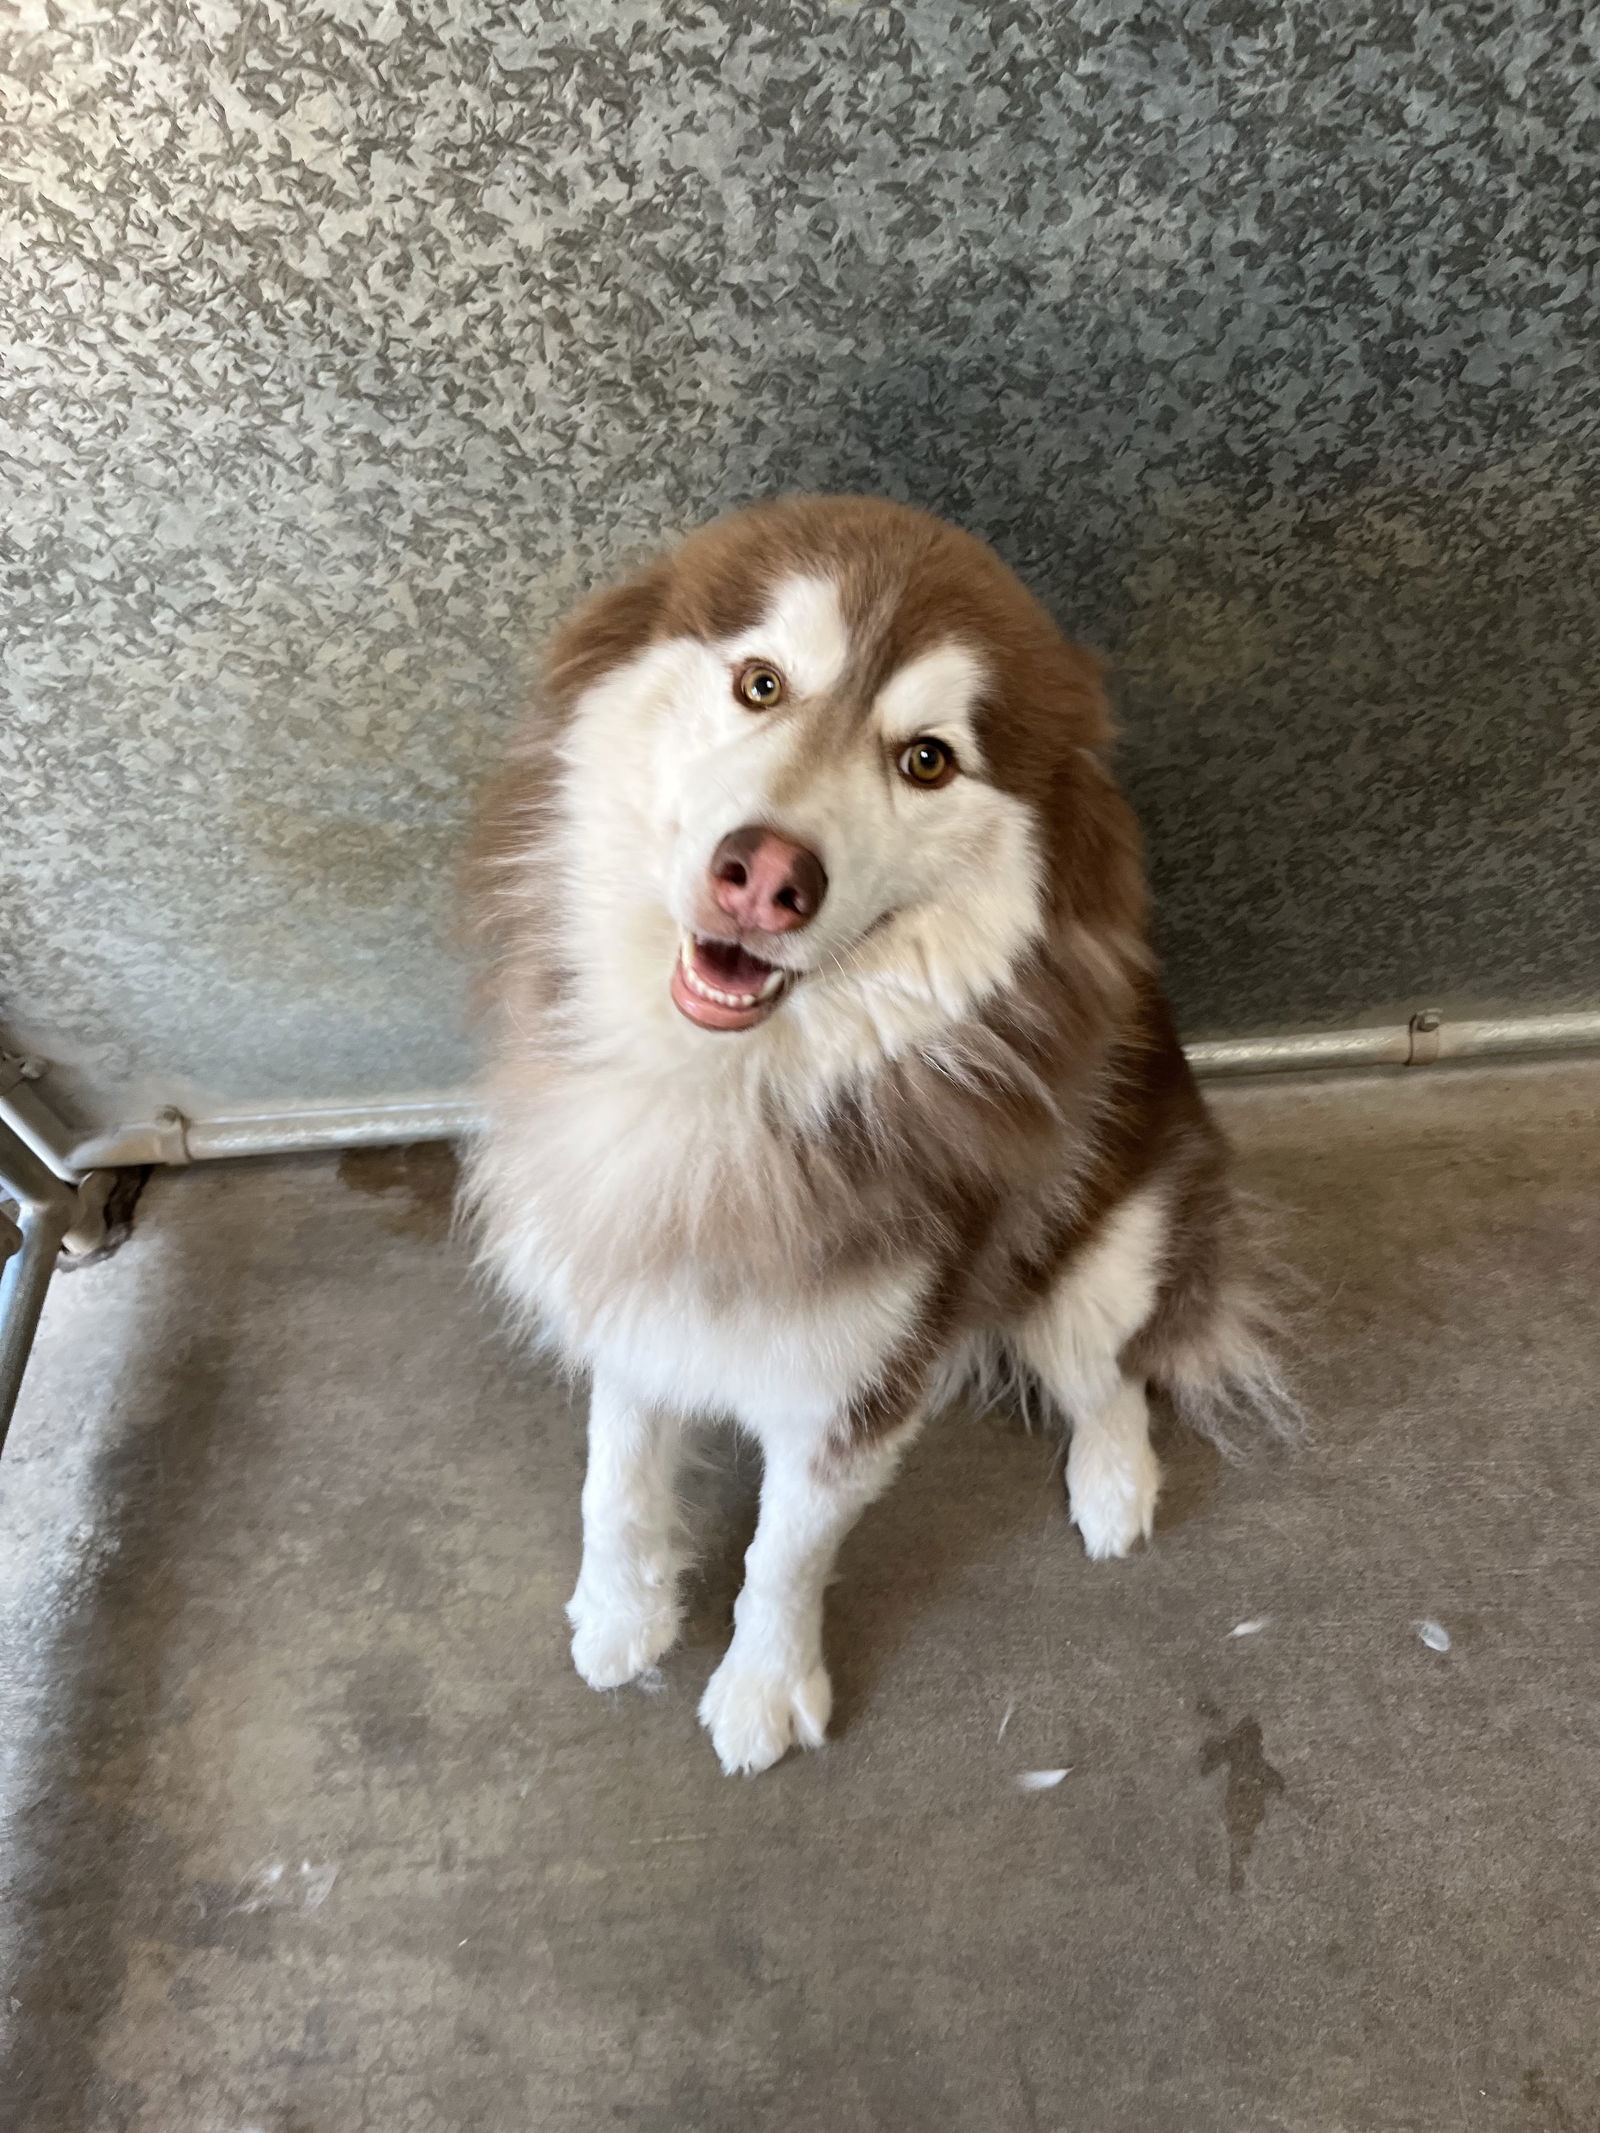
[463,495,1288,1775]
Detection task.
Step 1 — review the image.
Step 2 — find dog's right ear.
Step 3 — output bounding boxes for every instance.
[545,558,668,708]
[462,559,666,986]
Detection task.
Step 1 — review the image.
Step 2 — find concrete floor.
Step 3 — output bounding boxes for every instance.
[2,1062,1598,2133]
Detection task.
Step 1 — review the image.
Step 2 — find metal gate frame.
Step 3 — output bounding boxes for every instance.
[3,1005,1599,1449]
[0,1127,92,1450]
[0,1055,113,1449]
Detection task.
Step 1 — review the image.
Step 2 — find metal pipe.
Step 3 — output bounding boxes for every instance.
[70,1093,481,1168]
[1188,1007,1600,1077]
[0,1115,78,1448]
[0,1065,82,1182]
[1186,1027,1412,1075]
[186,1095,483,1161]
[0,1111,79,1214]
[49,1007,1600,1169]
[0,1203,72,1448]
[1436,1011,1600,1061]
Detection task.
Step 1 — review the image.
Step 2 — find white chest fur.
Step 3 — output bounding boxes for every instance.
[473,1055,930,1434]
[572,1259,931,1432]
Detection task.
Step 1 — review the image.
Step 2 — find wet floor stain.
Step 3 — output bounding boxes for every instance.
[336,1141,457,1243]
[1523,2067,1595,2133]
[1199,1703,1286,1893]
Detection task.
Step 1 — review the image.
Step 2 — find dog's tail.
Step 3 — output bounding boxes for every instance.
[1139,1189,1308,1457]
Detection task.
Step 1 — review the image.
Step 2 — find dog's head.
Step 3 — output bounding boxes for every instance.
[525,496,1146,1075]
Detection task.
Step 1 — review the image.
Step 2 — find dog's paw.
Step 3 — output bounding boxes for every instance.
[567,1585,682,1690]
[1067,1435,1160,1561]
[698,1648,832,1776]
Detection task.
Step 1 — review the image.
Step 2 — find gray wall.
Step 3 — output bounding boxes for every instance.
[3,0,1597,1131]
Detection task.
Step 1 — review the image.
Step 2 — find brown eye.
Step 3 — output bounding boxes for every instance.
[898,736,956,787]
[735,661,785,709]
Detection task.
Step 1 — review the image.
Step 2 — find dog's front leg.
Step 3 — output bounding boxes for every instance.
[567,1368,689,1690]
[699,1418,917,1776]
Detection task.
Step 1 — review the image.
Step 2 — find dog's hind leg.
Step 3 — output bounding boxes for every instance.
[698,1417,919,1776]
[567,1367,690,1689]
[1013,1184,1169,1561]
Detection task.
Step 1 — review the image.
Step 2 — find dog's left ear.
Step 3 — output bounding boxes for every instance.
[1056,638,1114,754]
[1036,641,1150,973]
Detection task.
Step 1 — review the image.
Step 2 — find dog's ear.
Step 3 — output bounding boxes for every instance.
[1053,637,1114,755]
[1031,643,1151,1005]
[460,558,671,991]
[545,558,668,708]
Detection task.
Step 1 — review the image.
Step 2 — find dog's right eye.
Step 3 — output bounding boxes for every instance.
[734,661,785,710]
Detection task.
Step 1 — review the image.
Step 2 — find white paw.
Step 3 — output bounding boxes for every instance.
[1068,1434,1160,1561]
[698,1648,832,1776]
[567,1583,681,1690]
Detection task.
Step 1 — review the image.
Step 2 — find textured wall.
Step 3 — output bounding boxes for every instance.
[3,0,1597,1129]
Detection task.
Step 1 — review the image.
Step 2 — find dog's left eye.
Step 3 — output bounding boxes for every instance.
[898,737,957,788]
[735,661,785,709]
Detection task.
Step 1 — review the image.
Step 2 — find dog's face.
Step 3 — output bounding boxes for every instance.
[540,497,1139,1071]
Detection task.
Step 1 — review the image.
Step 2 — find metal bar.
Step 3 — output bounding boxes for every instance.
[0,1111,78,1213]
[47,1007,1600,1168]
[0,1202,72,1448]
[1189,1008,1600,1078]
[72,1093,481,1168]
[0,1115,78,1449]
[0,1062,82,1182]
[1438,1011,1600,1061]
[187,1096,482,1162]
[1186,1027,1412,1075]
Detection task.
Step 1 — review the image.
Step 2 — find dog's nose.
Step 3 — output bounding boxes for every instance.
[709,825,828,933]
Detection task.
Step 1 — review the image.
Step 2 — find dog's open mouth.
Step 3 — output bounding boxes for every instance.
[670,934,791,1032]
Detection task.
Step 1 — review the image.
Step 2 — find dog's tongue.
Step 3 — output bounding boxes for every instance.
[694,938,776,991]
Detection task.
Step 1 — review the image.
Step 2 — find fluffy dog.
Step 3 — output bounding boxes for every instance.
[464,496,1287,1775]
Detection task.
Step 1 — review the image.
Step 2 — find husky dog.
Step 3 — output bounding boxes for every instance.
[464,496,1285,1775]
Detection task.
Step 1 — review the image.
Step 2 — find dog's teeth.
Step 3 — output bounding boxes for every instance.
[679,939,787,1012]
[685,964,756,1008]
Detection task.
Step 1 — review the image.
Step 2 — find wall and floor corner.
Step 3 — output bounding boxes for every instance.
[2,2,1598,1146]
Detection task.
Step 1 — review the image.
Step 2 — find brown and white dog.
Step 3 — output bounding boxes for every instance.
[464,496,1288,1775]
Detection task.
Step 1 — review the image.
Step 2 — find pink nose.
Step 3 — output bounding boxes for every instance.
[710,825,828,933]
